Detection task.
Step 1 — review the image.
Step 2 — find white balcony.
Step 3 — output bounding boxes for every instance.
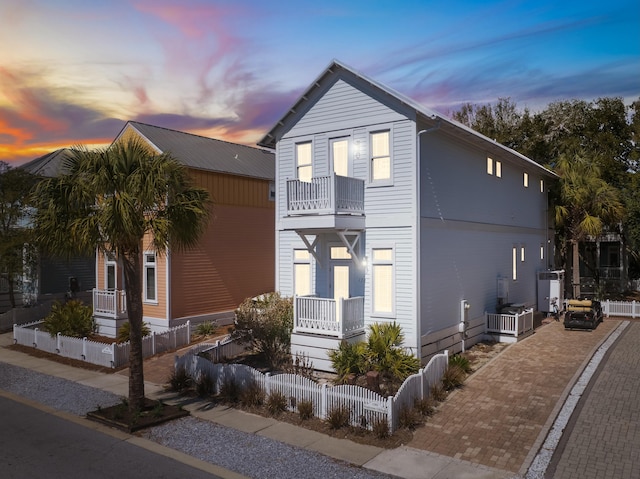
[287,174,364,216]
[93,288,128,319]
[293,295,365,339]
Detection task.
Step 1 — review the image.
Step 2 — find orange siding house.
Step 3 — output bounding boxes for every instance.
[93,122,275,337]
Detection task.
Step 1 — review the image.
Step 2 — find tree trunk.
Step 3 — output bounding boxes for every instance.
[122,249,145,414]
[571,239,581,299]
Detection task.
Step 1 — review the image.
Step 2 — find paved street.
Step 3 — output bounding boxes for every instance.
[546,321,640,479]
[0,393,228,479]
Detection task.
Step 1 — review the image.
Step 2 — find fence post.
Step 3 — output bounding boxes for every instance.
[215,340,221,363]
[604,299,609,317]
[265,372,271,397]
[82,337,87,360]
[111,342,116,368]
[56,332,61,353]
[187,320,191,345]
[387,396,394,434]
[33,327,38,348]
[321,383,328,420]
[151,331,156,356]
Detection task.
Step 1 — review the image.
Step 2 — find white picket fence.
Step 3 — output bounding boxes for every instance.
[485,308,534,339]
[13,321,191,368]
[175,348,449,434]
[602,300,640,319]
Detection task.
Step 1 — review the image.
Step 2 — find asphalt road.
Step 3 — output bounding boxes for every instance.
[0,395,226,479]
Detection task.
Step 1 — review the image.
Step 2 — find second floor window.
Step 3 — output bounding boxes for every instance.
[370,130,391,183]
[296,142,312,182]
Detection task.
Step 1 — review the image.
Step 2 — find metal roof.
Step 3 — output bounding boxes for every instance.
[118,121,275,180]
[258,59,556,179]
[19,148,72,177]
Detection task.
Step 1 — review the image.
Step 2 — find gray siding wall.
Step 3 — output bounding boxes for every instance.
[276,73,419,350]
[418,131,549,358]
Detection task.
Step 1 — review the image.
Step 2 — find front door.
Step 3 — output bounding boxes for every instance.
[331,138,350,177]
[329,244,351,301]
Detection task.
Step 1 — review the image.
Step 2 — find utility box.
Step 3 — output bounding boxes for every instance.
[537,270,565,314]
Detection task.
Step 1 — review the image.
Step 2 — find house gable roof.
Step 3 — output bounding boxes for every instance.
[19,148,72,177]
[116,121,275,181]
[258,59,556,178]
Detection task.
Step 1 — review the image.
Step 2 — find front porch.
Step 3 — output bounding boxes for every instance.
[92,288,128,337]
[291,295,366,372]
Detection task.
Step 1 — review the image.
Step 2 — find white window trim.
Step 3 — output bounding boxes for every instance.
[143,252,158,304]
[512,246,518,281]
[368,128,393,187]
[105,254,117,290]
[370,244,396,318]
[295,141,313,182]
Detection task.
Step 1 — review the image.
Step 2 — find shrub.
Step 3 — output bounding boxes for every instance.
[398,405,420,430]
[193,321,219,338]
[328,340,367,383]
[328,321,420,387]
[414,397,435,417]
[240,381,265,408]
[195,371,215,397]
[449,354,472,374]
[266,391,287,416]
[282,353,316,380]
[430,383,448,402]
[326,405,351,429]
[219,376,241,403]
[232,292,293,369]
[43,300,96,338]
[372,417,390,439]
[442,364,466,391]
[297,399,314,420]
[168,365,192,392]
[117,321,151,343]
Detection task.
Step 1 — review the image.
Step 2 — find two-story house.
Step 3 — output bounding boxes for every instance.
[91,121,276,336]
[259,60,557,371]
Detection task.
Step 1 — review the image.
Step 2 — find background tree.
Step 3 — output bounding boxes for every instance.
[452,96,639,291]
[32,139,210,413]
[553,154,625,297]
[0,162,39,308]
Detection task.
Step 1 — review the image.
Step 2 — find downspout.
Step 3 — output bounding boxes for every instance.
[416,118,441,362]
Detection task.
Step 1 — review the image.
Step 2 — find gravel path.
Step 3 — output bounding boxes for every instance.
[0,363,393,479]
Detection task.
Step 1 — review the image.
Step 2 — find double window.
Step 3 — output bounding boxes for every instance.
[487,157,502,177]
[144,252,157,303]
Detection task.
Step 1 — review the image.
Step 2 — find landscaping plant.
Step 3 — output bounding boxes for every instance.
[43,300,96,338]
[117,321,151,343]
[232,292,293,369]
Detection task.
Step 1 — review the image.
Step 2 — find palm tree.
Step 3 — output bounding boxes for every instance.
[553,154,624,298]
[32,139,210,413]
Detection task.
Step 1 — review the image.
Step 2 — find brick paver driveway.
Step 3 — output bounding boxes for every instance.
[409,319,619,473]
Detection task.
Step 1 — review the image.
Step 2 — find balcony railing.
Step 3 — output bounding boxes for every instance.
[93,288,128,319]
[294,295,365,339]
[287,174,364,216]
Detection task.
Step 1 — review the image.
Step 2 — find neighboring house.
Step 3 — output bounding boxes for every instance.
[92,121,275,336]
[258,60,557,371]
[20,149,96,303]
[577,229,627,297]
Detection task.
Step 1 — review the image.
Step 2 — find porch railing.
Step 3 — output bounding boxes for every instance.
[286,174,364,216]
[294,295,365,339]
[92,288,127,319]
[485,308,534,337]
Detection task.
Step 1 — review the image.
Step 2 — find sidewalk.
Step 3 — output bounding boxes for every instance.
[0,318,623,479]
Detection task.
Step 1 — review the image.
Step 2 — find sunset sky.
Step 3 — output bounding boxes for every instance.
[1,0,638,165]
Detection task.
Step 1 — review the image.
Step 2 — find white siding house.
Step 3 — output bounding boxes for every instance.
[259,60,557,371]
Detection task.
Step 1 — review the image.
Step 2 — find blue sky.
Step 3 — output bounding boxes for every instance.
[1,0,638,164]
